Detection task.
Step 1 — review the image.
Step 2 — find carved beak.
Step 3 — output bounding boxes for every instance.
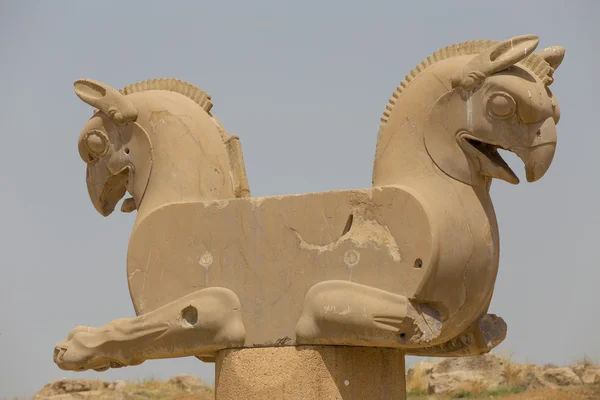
[512,117,557,182]
[459,116,557,185]
[86,162,129,216]
[459,133,521,185]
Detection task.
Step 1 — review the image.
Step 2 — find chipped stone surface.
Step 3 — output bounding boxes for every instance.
[427,353,505,395]
[535,367,583,388]
[127,187,433,349]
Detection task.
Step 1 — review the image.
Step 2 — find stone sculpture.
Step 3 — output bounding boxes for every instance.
[54,35,564,398]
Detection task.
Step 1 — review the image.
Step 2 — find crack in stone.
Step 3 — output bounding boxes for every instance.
[289,214,402,261]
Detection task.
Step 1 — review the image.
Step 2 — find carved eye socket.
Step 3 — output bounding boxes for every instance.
[85,130,109,157]
[487,92,516,119]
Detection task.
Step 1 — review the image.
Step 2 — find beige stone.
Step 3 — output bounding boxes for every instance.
[534,367,582,388]
[32,378,200,400]
[509,363,539,388]
[34,379,106,396]
[167,375,210,392]
[33,379,108,399]
[34,391,115,400]
[215,346,405,400]
[408,355,600,395]
[427,353,505,395]
[54,34,565,399]
[106,380,126,391]
[581,367,600,385]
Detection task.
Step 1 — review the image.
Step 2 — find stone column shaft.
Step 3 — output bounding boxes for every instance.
[215,346,406,400]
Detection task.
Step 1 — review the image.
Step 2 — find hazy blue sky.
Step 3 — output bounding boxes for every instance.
[1,1,598,398]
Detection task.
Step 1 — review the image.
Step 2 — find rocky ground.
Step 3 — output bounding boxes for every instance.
[31,375,214,400]
[20,354,600,399]
[407,353,600,399]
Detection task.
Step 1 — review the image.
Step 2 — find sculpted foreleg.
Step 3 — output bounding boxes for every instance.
[295,280,443,347]
[54,287,245,372]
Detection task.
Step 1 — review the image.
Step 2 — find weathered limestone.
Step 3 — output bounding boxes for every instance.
[535,367,583,388]
[215,346,406,400]
[55,34,565,399]
[408,354,598,395]
[428,353,505,395]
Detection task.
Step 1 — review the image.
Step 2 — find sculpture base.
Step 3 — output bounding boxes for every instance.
[215,346,406,400]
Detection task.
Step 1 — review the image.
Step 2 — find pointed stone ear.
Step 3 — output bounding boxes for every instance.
[454,35,540,90]
[535,46,565,70]
[74,79,138,124]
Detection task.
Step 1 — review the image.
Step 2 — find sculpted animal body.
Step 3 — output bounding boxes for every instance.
[54,35,564,372]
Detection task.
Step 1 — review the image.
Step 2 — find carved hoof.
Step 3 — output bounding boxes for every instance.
[53,287,246,371]
[53,327,143,372]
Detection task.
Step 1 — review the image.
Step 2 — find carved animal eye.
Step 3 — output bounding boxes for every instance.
[85,130,109,156]
[487,92,516,119]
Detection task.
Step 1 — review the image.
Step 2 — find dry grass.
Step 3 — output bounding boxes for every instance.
[451,379,489,396]
[122,377,213,400]
[406,362,429,393]
[572,354,598,368]
[125,376,167,391]
[499,352,521,387]
[407,385,600,399]
[503,384,600,400]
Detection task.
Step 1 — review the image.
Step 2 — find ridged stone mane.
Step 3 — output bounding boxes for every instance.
[118,78,232,138]
[378,40,554,139]
[120,78,214,114]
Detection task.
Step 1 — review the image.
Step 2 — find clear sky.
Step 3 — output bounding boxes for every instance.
[1,1,598,398]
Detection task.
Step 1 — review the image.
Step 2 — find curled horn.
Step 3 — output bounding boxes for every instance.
[453,35,540,90]
[74,79,138,124]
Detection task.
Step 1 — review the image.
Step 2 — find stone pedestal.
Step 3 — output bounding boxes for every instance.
[215,346,406,400]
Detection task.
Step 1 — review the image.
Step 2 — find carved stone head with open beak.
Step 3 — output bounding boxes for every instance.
[424,35,564,186]
[75,79,151,216]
